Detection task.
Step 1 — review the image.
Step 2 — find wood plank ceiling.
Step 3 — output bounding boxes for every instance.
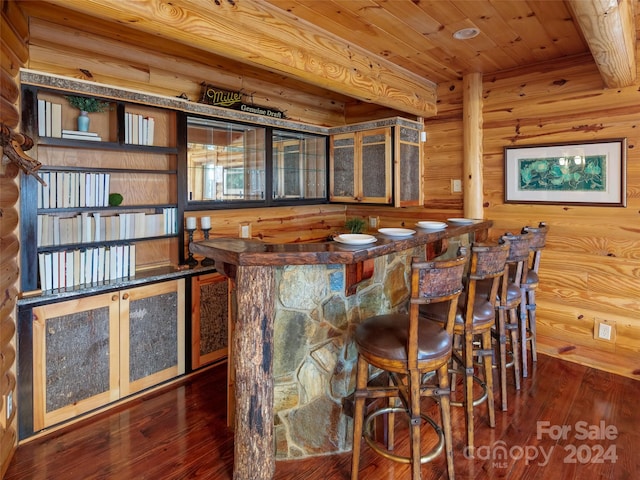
[18,0,638,117]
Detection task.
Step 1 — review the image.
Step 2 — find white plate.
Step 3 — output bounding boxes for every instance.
[416,221,447,230]
[334,234,378,245]
[447,218,475,225]
[378,228,416,237]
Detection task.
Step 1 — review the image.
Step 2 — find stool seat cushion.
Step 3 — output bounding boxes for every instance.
[524,270,539,284]
[476,278,520,303]
[419,294,495,329]
[355,313,452,362]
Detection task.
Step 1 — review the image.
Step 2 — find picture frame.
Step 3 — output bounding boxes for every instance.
[504,138,626,206]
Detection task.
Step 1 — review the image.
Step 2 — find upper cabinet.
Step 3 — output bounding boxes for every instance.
[329,118,423,207]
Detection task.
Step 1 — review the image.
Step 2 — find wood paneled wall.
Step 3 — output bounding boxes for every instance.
[480,55,640,379]
[1,0,27,475]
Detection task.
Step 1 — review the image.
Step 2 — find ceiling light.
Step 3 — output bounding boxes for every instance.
[453,28,480,40]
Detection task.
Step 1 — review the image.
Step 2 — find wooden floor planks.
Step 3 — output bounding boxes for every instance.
[5,354,639,480]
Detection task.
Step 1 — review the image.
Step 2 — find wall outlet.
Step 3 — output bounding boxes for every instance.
[368,216,379,229]
[594,318,616,342]
[239,222,252,238]
[451,179,462,193]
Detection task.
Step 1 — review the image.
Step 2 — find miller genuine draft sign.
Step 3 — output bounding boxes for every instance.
[199,83,285,119]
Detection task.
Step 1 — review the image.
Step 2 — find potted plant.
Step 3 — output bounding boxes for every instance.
[344,217,367,234]
[65,95,110,132]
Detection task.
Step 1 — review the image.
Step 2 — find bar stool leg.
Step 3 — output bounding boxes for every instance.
[409,368,422,480]
[520,288,529,378]
[527,290,538,363]
[481,330,496,428]
[438,363,455,480]
[463,330,475,454]
[506,307,521,390]
[496,306,508,411]
[351,356,369,480]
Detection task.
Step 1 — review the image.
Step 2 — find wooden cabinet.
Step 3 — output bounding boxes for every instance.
[190,272,229,369]
[31,279,185,431]
[329,118,422,206]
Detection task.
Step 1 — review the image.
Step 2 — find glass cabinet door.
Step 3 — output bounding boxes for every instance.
[187,117,266,202]
[272,130,326,200]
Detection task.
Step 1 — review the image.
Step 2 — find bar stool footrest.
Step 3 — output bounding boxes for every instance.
[363,406,445,464]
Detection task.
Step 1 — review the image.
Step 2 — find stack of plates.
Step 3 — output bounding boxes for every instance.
[447,218,476,225]
[416,221,447,230]
[333,234,377,245]
[377,228,416,237]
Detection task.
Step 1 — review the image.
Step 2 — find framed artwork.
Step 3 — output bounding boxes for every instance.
[504,139,626,206]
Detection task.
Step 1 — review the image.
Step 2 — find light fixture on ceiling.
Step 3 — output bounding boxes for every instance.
[453,28,480,40]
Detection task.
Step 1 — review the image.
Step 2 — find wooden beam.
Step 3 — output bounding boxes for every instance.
[567,0,637,88]
[462,72,483,220]
[46,0,438,117]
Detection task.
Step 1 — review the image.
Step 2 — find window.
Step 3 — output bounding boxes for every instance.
[187,117,327,206]
[187,117,266,202]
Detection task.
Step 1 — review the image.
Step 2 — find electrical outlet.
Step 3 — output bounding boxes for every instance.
[594,318,616,342]
[239,222,251,238]
[368,216,379,229]
[451,179,462,193]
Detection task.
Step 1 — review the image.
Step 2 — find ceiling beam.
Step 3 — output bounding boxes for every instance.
[48,0,438,118]
[567,0,637,88]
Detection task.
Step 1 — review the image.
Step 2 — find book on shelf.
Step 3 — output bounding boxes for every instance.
[65,251,74,289]
[61,129,102,141]
[38,99,46,137]
[51,103,62,138]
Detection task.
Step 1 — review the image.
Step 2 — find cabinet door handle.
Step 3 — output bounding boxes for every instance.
[122,293,130,300]
[111,294,118,302]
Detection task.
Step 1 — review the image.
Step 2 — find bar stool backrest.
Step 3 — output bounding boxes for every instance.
[522,222,549,273]
[464,240,511,325]
[503,231,533,287]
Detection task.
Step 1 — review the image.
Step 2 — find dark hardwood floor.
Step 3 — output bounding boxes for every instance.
[5,354,639,480]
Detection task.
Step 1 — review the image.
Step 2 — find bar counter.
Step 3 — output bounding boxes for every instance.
[190,219,491,480]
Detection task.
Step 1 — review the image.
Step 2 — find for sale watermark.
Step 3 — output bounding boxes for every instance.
[463,420,618,468]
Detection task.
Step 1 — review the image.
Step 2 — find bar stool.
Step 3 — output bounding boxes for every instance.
[490,231,532,410]
[351,253,468,480]
[520,222,548,377]
[419,240,510,454]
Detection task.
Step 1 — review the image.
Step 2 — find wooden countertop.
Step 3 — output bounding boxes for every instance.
[190,219,492,266]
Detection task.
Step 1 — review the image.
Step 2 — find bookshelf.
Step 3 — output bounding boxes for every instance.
[20,86,180,294]
[17,83,187,439]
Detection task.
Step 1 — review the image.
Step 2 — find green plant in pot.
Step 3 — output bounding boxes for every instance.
[65,95,110,132]
[344,217,367,234]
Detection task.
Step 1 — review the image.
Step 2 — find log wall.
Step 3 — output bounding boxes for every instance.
[0,0,27,476]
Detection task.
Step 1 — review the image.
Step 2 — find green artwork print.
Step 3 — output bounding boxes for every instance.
[518,155,606,192]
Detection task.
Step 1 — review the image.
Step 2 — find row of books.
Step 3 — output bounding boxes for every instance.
[37,171,111,209]
[37,100,62,138]
[37,208,178,246]
[125,113,155,145]
[38,244,136,292]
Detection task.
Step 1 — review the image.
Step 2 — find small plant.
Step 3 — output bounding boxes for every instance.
[65,95,110,113]
[344,217,367,234]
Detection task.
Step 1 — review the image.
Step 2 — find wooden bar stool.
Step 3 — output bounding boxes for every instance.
[351,253,468,480]
[419,240,510,454]
[520,222,548,377]
[493,231,532,409]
